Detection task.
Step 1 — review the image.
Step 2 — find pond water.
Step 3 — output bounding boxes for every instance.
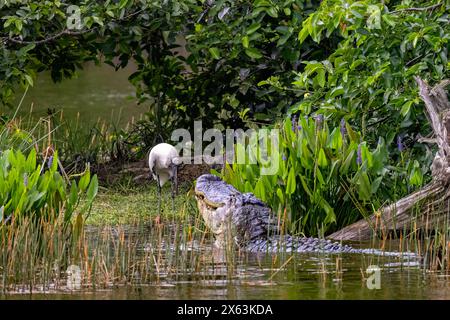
[8,62,145,127]
[2,224,449,300]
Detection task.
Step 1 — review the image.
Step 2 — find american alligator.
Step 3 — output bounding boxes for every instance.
[195,174,414,257]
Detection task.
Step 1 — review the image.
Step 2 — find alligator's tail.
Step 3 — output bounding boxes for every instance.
[350,248,418,258]
[246,235,418,259]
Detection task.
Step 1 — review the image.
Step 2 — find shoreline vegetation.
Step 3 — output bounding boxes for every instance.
[0,82,449,294]
[0,0,449,297]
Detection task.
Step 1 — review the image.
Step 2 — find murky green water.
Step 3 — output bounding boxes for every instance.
[7,63,145,127]
[9,265,449,300]
[2,224,449,300]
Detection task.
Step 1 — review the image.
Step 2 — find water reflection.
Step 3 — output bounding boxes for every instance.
[2,224,449,300]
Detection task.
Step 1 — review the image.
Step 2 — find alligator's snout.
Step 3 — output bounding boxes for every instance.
[195,174,234,246]
[195,174,271,248]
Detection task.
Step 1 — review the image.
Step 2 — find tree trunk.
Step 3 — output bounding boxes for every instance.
[329,77,450,241]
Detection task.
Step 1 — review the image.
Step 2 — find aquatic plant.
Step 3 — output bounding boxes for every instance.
[0,148,98,225]
[221,116,401,236]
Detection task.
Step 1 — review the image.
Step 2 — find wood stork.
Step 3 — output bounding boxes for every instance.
[148,143,180,215]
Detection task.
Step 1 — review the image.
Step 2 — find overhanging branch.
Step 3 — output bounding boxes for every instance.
[389,2,443,14]
[3,28,95,45]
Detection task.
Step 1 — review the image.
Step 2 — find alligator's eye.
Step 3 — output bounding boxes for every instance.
[195,194,204,201]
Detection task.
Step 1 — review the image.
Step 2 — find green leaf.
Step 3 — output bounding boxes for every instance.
[4,18,13,28]
[24,75,33,87]
[78,171,90,191]
[298,26,309,44]
[245,48,263,59]
[361,144,373,168]
[266,7,278,18]
[86,175,99,203]
[409,164,423,186]
[316,69,326,88]
[382,14,396,27]
[317,148,328,167]
[286,168,296,195]
[367,5,381,30]
[209,47,221,60]
[118,0,129,10]
[400,101,413,117]
[329,86,345,98]
[276,187,284,204]
[357,172,371,200]
[319,196,336,224]
[242,36,249,49]
[299,174,313,198]
[14,19,23,32]
[330,128,343,150]
[340,150,355,174]
[371,176,383,194]
[246,23,261,35]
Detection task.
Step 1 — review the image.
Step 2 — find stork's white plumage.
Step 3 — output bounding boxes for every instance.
[148,143,180,214]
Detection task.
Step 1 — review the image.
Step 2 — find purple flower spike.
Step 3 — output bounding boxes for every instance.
[315,114,324,130]
[357,143,362,165]
[48,156,53,169]
[23,174,28,187]
[291,114,298,132]
[297,125,302,131]
[282,154,287,161]
[340,118,346,137]
[397,135,404,152]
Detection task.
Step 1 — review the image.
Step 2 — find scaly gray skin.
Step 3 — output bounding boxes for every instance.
[195,174,413,257]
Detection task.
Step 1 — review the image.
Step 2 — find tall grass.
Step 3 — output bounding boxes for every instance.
[0,195,250,293]
[0,185,448,294]
[363,197,450,272]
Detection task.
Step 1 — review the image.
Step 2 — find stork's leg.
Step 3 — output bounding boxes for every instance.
[170,177,175,212]
[156,175,162,215]
[174,165,178,196]
[171,166,178,212]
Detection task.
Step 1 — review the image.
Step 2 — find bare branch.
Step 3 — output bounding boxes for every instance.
[4,28,95,45]
[415,76,450,156]
[431,79,450,96]
[389,2,443,14]
[417,136,437,144]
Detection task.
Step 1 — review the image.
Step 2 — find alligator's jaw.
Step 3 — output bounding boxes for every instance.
[195,194,230,247]
[194,174,238,247]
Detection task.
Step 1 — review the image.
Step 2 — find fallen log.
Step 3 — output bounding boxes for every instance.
[329,77,450,241]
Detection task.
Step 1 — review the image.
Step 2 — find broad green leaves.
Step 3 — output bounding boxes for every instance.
[0,148,98,224]
[221,116,387,236]
[290,0,448,202]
